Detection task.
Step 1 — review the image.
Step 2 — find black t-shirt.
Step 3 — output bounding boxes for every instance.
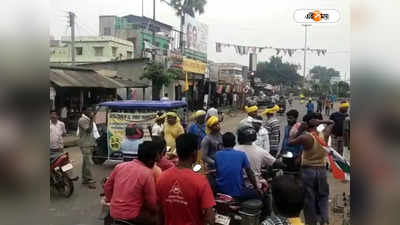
[330,112,349,136]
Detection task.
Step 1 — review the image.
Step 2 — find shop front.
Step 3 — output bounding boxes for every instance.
[50,66,147,131]
[181,58,207,110]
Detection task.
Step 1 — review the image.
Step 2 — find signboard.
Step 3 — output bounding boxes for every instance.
[107,112,155,152]
[182,58,207,74]
[184,15,208,55]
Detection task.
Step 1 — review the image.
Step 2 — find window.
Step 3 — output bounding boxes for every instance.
[155,41,160,47]
[112,47,118,57]
[103,27,111,36]
[94,47,104,56]
[127,51,132,58]
[76,47,83,55]
[163,43,169,49]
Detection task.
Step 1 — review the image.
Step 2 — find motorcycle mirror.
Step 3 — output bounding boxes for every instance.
[281,151,294,158]
[192,164,202,173]
[316,124,325,133]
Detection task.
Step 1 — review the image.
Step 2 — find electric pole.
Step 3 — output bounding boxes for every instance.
[152,0,156,62]
[302,24,311,80]
[69,12,76,66]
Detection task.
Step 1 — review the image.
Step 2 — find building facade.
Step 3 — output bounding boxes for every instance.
[99,15,173,58]
[50,36,134,64]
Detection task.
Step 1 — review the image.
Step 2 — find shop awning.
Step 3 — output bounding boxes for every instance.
[96,69,150,88]
[50,66,122,88]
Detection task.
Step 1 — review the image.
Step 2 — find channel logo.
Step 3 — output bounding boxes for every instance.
[294,9,340,23]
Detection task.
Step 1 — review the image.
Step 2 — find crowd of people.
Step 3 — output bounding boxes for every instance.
[49,97,350,225]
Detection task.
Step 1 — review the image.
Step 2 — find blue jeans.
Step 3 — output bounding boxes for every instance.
[301,167,330,225]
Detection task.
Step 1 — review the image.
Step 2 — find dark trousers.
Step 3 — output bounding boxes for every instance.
[301,167,330,225]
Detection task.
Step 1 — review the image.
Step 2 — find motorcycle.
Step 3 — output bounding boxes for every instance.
[50,152,74,198]
[197,164,264,225]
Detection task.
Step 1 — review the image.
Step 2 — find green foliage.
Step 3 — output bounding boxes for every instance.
[255,56,302,85]
[170,0,207,17]
[310,66,340,84]
[336,81,350,97]
[141,62,180,89]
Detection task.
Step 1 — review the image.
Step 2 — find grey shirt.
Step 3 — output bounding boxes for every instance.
[78,115,96,147]
[200,133,223,169]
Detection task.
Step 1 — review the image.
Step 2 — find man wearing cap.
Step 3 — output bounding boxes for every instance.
[201,116,223,191]
[306,98,315,114]
[252,115,270,152]
[188,110,207,146]
[329,101,350,156]
[163,112,185,158]
[262,105,281,157]
[238,104,259,131]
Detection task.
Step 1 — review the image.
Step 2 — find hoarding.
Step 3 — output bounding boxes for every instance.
[184,15,208,56]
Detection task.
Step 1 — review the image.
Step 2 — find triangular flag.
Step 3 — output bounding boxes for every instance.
[216,43,222,53]
[184,72,189,92]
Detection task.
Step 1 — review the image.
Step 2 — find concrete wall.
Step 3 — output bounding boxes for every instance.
[99,16,117,36]
[50,36,134,63]
[82,60,153,100]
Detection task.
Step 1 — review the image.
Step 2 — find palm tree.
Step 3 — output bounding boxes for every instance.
[170,0,207,52]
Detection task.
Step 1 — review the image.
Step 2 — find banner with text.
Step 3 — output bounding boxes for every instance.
[107,112,154,152]
[182,58,207,74]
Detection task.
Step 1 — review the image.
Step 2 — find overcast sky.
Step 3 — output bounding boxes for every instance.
[50,0,350,80]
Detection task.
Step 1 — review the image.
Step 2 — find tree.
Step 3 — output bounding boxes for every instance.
[170,0,207,50]
[310,66,340,84]
[141,62,180,100]
[255,56,302,86]
[337,81,350,97]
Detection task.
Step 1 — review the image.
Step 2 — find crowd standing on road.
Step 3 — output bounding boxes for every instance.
[51,96,350,225]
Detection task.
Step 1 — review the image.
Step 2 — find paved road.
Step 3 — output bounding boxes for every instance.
[49,99,349,225]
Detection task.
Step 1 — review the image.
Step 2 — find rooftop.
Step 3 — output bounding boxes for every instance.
[60,36,133,46]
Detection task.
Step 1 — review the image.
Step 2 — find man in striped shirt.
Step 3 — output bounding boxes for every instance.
[262,105,281,157]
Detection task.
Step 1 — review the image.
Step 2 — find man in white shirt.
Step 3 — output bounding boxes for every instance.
[251,116,270,153]
[50,110,78,180]
[50,110,66,152]
[235,126,276,187]
[151,113,165,137]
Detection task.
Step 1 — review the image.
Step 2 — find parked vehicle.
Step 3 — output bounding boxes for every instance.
[93,100,188,165]
[50,152,74,198]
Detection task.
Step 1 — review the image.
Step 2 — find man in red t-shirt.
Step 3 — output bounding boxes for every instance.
[104,141,161,225]
[157,133,216,225]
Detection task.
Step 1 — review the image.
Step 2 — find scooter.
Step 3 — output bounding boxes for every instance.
[50,152,74,198]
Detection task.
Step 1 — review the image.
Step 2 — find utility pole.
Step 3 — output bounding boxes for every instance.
[302,24,311,80]
[152,0,156,62]
[69,12,76,65]
[142,0,144,17]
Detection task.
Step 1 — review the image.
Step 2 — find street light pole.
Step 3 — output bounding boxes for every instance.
[152,0,156,62]
[302,24,311,80]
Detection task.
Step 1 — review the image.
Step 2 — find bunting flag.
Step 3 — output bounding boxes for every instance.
[216,42,222,53]
[184,72,189,92]
[214,41,327,57]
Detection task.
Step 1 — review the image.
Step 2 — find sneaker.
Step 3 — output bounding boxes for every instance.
[87,183,96,189]
[71,176,79,181]
[82,179,96,185]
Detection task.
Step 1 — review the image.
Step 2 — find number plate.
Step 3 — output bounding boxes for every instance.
[61,163,73,172]
[215,213,231,225]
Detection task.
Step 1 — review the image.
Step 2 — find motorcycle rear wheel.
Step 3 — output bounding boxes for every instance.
[92,151,106,165]
[58,174,74,198]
